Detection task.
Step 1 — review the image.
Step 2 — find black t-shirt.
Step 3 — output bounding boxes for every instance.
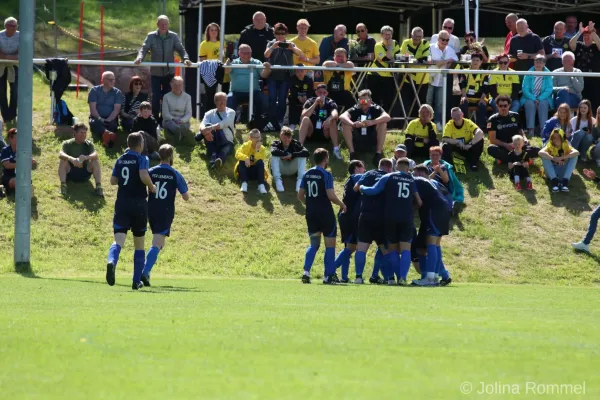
[487,111,522,143]
[353,37,376,57]
[509,33,543,71]
[507,150,530,165]
[574,42,600,72]
[289,76,315,105]
[542,35,570,71]
[347,103,384,136]
[303,97,338,126]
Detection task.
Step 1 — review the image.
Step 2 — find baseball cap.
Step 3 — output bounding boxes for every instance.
[394,144,407,152]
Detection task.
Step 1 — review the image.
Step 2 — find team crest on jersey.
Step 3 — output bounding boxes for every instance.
[511,117,516,122]
[303,84,308,89]
[213,48,219,56]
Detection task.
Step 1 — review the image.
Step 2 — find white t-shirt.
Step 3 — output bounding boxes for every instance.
[428,43,458,87]
[430,33,461,54]
[570,116,596,132]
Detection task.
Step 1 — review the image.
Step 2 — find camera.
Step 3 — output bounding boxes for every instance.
[278,41,289,49]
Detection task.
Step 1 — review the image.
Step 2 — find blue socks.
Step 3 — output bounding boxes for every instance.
[133,250,145,283]
[419,255,428,278]
[386,251,400,280]
[107,243,121,267]
[437,246,450,280]
[335,248,352,280]
[399,250,411,280]
[372,249,383,278]
[143,246,160,276]
[426,244,438,278]
[324,247,335,276]
[304,245,319,273]
[355,251,366,277]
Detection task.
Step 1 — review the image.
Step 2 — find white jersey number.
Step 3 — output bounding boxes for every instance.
[155,181,168,200]
[397,182,410,198]
[307,181,319,197]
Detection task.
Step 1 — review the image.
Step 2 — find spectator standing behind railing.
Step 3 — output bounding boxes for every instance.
[552,52,583,109]
[543,21,570,71]
[504,13,518,55]
[509,19,545,73]
[488,53,521,112]
[290,19,320,79]
[238,12,274,63]
[120,76,148,133]
[319,25,349,65]
[198,92,236,169]
[88,71,123,139]
[367,25,401,112]
[431,19,461,54]
[161,76,192,142]
[400,27,430,117]
[427,31,458,131]
[199,23,225,111]
[322,48,355,112]
[134,15,192,122]
[352,23,376,60]
[265,23,307,132]
[287,66,314,130]
[521,55,553,137]
[565,15,579,39]
[0,17,18,123]
[569,22,600,109]
[460,32,489,63]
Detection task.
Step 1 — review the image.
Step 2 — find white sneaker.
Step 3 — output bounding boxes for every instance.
[411,278,440,287]
[296,179,302,192]
[275,179,284,192]
[354,277,364,284]
[387,279,397,286]
[333,147,343,160]
[240,182,248,193]
[258,184,268,194]
[289,124,297,131]
[572,241,590,252]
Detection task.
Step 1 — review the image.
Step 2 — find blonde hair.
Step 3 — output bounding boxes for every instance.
[249,129,261,139]
[512,135,524,145]
[297,19,310,27]
[334,48,347,56]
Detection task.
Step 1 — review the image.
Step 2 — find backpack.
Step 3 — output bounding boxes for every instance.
[53,99,74,126]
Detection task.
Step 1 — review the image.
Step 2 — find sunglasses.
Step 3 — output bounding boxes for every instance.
[440,38,449,43]
[443,25,454,30]
[356,29,365,33]
[497,103,509,108]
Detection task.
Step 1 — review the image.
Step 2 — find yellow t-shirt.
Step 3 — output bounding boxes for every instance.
[199,40,220,60]
[405,119,437,147]
[443,118,479,142]
[399,39,430,84]
[488,68,519,97]
[290,36,319,66]
[369,41,401,78]
[324,70,354,92]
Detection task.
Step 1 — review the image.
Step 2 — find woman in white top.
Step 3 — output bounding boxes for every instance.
[570,99,596,161]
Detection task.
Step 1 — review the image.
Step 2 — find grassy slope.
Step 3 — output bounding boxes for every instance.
[1,76,600,285]
[0,277,598,399]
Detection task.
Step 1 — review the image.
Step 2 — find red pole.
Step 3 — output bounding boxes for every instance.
[100,5,104,77]
[76,1,84,98]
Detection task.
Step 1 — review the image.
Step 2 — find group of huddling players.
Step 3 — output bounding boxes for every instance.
[5,12,600,288]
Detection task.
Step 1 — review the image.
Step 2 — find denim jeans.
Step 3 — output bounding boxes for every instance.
[584,205,600,244]
[569,129,594,158]
[267,80,290,124]
[205,129,234,162]
[151,74,174,120]
[426,85,444,124]
[542,157,577,180]
[553,89,580,109]
[523,99,550,130]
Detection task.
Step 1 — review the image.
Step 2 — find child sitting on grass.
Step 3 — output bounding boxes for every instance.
[235,129,269,194]
[132,101,161,160]
[508,135,533,191]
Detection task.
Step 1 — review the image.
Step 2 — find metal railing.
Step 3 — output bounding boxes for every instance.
[1,57,597,128]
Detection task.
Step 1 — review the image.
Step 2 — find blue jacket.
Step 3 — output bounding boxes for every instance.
[318,36,349,65]
[521,67,553,103]
[541,116,571,145]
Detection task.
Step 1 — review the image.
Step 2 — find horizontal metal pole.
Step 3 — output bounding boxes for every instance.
[2,58,600,78]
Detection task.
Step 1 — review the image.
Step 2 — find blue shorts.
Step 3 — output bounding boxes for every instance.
[338,212,358,244]
[307,212,337,238]
[113,199,148,237]
[66,163,92,182]
[427,209,450,237]
[149,210,174,237]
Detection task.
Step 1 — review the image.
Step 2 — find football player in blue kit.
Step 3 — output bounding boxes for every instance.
[335,160,366,283]
[298,148,346,284]
[141,144,190,287]
[351,158,394,284]
[106,132,156,290]
[411,164,453,286]
[360,158,422,285]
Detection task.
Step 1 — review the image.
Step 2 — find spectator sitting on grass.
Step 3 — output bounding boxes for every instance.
[590,106,600,166]
[538,128,579,192]
[404,104,439,159]
[541,103,572,145]
[235,129,268,194]
[120,76,148,132]
[270,126,309,192]
[423,145,464,205]
[1,128,36,195]
[162,76,192,142]
[569,99,596,162]
[391,144,416,171]
[507,135,534,191]
[198,92,236,169]
[132,101,161,160]
[88,71,123,139]
[58,123,103,197]
[441,107,485,171]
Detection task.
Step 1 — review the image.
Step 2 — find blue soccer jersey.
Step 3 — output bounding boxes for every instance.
[342,173,362,218]
[301,166,334,217]
[414,177,452,217]
[112,150,149,201]
[148,164,188,215]
[355,169,385,219]
[1,145,16,179]
[361,171,417,222]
